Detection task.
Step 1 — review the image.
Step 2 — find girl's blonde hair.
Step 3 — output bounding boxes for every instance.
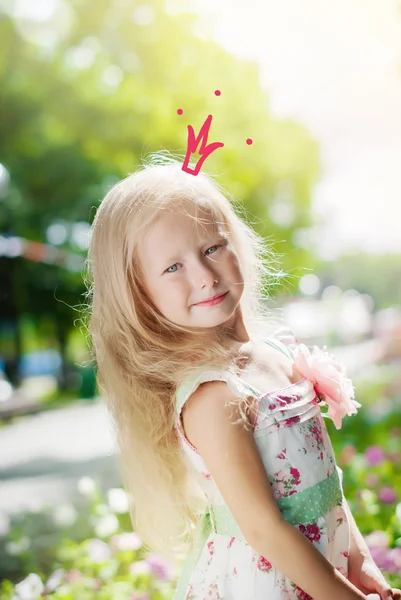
[83,151,292,565]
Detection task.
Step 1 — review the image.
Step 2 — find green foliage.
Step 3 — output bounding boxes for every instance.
[0,0,320,289]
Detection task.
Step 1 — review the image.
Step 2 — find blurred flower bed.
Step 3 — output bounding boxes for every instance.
[329,361,401,589]
[1,362,400,599]
[0,477,180,599]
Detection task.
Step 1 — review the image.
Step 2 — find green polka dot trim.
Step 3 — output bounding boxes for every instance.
[210,467,342,534]
[172,468,343,599]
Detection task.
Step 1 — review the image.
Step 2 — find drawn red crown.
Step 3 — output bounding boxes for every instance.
[181,114,224,176]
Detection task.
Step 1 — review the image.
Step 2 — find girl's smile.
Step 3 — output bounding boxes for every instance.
[193,292,229,307]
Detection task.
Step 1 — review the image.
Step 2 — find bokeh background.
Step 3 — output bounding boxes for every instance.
[0,0,400,598]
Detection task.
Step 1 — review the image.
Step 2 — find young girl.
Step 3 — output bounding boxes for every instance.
[86,154,400,600]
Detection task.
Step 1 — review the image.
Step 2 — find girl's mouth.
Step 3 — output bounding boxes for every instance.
[194,292,228,306]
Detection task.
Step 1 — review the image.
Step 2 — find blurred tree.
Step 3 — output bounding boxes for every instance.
[319,252,401,311]
[0,0,320,389]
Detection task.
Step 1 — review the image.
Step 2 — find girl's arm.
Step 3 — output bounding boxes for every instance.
[251,516,368,600]
[183,381,368,600]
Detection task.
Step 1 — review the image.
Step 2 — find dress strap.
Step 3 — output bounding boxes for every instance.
[263,336,294,361]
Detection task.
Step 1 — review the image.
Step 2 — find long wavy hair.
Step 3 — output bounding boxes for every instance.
[82,151,293,565]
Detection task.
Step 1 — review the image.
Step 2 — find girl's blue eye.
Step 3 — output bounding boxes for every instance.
[165,245,221,274]
[205,245,220,256]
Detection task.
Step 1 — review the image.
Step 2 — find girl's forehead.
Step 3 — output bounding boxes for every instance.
[166,200,215,219]
[152,203,222,234]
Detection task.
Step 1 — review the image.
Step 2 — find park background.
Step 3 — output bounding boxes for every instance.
[0,0,400,598]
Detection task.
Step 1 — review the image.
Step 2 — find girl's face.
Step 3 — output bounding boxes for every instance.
[137,204,245,332]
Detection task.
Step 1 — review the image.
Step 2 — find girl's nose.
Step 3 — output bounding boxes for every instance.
[198,268,219,288]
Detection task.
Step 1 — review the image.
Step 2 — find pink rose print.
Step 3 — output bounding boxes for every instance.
[204,582,221,599]
[299,522,321,543]
[257,555,274,572]
[305,434,319,453]
[201,471,212,480]
[302,418,325,457]
[293,343,361,430]
[283,415,301,427]
[206,540,215,566]
[310,421,324,444]
[272,479,286,499]
[271,465,302,499]
[295,586,313,600]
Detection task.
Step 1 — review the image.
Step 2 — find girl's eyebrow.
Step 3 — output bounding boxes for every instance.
[162,234,228,267]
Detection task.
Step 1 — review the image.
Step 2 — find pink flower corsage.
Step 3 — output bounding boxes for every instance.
[293,343,361,430]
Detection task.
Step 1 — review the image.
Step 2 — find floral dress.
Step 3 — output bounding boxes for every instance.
[173,330,357,600]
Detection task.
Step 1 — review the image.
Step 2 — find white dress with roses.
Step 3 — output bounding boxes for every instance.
[174,328,358,600]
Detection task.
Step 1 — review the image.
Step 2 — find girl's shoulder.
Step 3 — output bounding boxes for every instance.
[175,326,298,417]
[175,367,257,419]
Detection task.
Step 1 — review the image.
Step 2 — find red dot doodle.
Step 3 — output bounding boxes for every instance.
[214,90,221,96]
[177,108,183,115]
[246,138,253,145]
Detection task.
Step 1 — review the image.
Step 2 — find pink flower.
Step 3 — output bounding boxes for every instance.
[378,486,398,504]
[365,445,385,466]
[293,343,361,430]
[364,530,389,549]
[146,554,171,580]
